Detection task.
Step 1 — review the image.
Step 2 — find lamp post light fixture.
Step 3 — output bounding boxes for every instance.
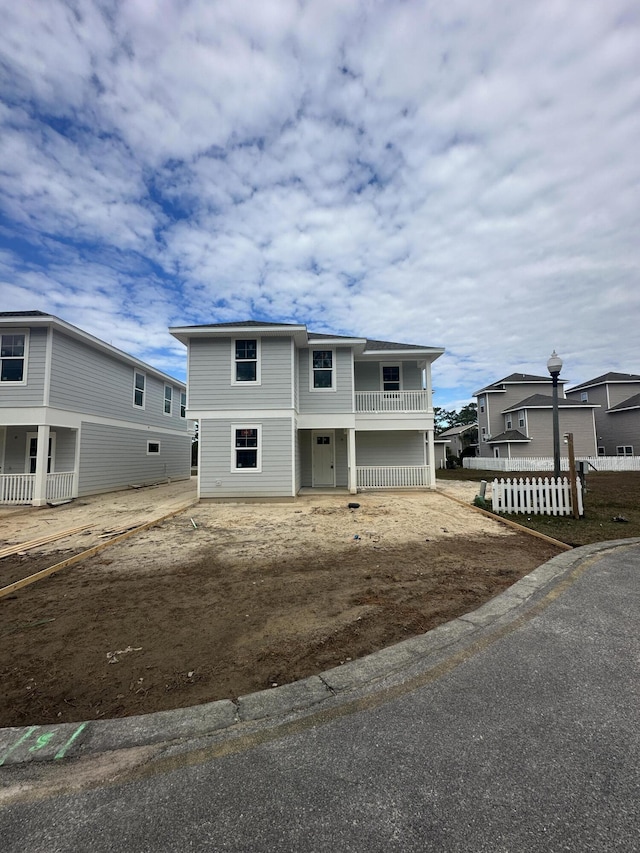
[547,350,563,480]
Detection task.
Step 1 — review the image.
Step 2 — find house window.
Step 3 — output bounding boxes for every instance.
[481,427,487,441]
[233,339,260,383]
[26,433,56,473]
[164,385,172,415]
[180,391,186,418]
[311,349,334,389]
[518,411,525,429]
[233,425,262,471]
[1,332,26,382]
[598,446,605,456]
[134,371,146,408]
[479,396,485,413]
[580,391,588,402]
[617,446,634,456]
[147,441,160,454]
[505,415,513,430]
[382,365,401,391]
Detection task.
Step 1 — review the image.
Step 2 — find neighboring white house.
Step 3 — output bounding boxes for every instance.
[169,321,444,497]
[0,311,193,505]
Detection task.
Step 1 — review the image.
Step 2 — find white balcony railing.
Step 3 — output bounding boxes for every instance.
[355,390,429,413]
[0,472,75,505]
[357,465,430,489]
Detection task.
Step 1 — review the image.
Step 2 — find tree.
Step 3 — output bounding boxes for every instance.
[435,402,477,432]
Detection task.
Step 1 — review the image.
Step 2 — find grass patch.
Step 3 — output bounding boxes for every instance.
[438,469,640,547]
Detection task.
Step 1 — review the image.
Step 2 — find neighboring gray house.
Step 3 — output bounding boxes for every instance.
[169,321,444,498]
[565,372,640,457]
[0,312,192,505]
[436,423,478,462]
[475,373,598,459]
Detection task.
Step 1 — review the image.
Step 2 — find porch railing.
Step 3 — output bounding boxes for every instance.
[0,472,75,505]
[357,465,430,489]
[355,390,429,413]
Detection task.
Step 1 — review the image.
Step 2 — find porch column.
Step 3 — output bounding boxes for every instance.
[33,424,50,506]
[426,427,436,488]
[347,428,357,494]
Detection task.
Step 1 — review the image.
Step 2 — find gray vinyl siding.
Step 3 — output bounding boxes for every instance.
[299,431,313,487]
[334,431,348,486]
[478,381,557,456]
[0,326,47,406]
[354,360,423,392]
[602,410,639,455]
[298,347,353,413]
[48,330,186,430]
[607,382,640,408]
[52,428,76,472]
[77,422,190,496]
[188,336,293,410]
[356,431,425,465]
[510,409,597,457]
[199,417,294,498]
[2,426,75,474]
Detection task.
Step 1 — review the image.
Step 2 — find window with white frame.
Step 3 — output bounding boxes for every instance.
[1,332,27,383]
[598,446,605,456]
[518,410,525,429]
[180,391,186,418]
[232,425,262,471]
[311,349,334,390]
[617,446,634,456]
[580,391,588,402]
[381,364,401,391]
[505,415,513,430]
[164,384,172,415]
[481,427,487,441]
[479,396,485,413]
[134,371,145,408]
[233,339,260,383]
[147,441,160,454]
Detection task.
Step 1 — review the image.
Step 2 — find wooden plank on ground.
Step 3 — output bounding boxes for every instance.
[0,525,95,560]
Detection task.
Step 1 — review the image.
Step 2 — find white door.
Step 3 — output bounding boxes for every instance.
[312,432,335,487]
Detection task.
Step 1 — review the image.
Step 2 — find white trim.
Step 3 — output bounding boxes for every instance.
[147,440,161,454]
[0,328,29,386]
[231,423,263,473]
[188,408,295,421]
[0,406,190,437]
[231,337,261,386]
[380,362,403,391]
[43,326,52,406]
[26,429,56,474]
[309,347,336,392]
[311,429,336,487]
[163,384,173,416]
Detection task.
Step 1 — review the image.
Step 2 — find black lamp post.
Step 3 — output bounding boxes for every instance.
[547,350,563,480]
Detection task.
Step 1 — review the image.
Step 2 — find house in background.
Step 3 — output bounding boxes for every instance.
[169,321,444,498]
[565,372,640,457]
[474,373,598,460]
[435,423,478,465]
[0,311,193,505]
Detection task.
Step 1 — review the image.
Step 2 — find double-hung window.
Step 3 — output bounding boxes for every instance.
[180,391,187,418]
[233,339,260,384]
[311,349,335,390]
[1,332,27,383]
[134,371,146,408]
[164,385,172,415]
[233,425,261,471]
[382,365,401,391]
[617,446,634,456]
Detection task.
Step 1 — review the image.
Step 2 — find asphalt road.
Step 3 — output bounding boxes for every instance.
[1,541,639,852]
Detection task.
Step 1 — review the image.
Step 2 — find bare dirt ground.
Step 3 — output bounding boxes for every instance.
[0,479,562,727]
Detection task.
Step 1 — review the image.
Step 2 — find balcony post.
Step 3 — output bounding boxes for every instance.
[33,424,50,506]
[347,428,357,494]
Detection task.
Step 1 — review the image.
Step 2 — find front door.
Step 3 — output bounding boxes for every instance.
[312,431,335,487]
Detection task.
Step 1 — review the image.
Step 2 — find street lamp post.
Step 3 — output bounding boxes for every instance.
[547,350,563,480]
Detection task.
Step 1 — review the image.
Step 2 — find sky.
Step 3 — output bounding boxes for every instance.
[1,0,639,410]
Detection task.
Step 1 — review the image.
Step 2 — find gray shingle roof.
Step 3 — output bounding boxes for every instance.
[502,394,595,412]
[608,393,640,412]
[569,371,640,391]
[488,430,530,443]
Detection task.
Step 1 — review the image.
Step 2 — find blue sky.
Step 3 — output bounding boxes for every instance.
[1,0,639,410]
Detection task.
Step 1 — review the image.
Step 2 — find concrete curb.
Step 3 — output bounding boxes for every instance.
[2,538,638,767]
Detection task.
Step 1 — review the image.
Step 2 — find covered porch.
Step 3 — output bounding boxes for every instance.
[0,424,78,505]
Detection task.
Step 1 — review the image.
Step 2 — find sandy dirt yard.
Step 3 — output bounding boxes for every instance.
[0,479,562,727]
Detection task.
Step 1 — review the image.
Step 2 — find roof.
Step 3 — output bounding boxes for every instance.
[436,424,477,438]
[474,373,563,396]
[568,372,640,392]
[502,394,598,412]
[487,429,530,443]
[608,393,640,413]
[0,311,185,388]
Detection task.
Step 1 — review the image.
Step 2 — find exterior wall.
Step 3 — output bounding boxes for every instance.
[354,360,423,392]
[477,380,560,456]
[356,430,425,466]
[298,347,354,413]
[2,427,32,474]
[199,416,294,498]
[0,326,47,407]
[567,383,639,454]
[188,336,293,410]
[511,409,596,457]
[49,330,187,431]
[604,410,639,455]
[77,422,190,496]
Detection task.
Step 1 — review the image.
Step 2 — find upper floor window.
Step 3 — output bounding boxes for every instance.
[180,391,186,418]
[479,396,485,414]
[164,384,172,415]
[1,332,27,383]
[311,349,335,390]
[233,339,260,384]
[617,446,634,456]
[233,425,262,471]
[134,371,145,408]
[580,391,588,402]
[518,410,525,429]
[505,415,513,430]
[382,364,401,391]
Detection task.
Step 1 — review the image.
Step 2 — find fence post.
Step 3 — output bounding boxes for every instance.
[565,433,580,519]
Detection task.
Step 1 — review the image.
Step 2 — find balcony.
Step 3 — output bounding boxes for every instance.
[355,390,429,414]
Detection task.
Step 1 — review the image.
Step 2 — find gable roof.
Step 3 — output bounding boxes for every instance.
[474,373,563,396]
[487,429,530,443]
[608,393,640,413]
[436,424,477,438]
[502,394,598,413]
[568,371,640,392]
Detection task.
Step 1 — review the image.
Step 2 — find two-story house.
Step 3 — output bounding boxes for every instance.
[0,311,193,505]
[565,372,640,457]
[474,373,598,460]
[169,321,444,498]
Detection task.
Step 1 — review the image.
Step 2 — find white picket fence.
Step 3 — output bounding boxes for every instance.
[465,456,640,473]
[491,476,583,517]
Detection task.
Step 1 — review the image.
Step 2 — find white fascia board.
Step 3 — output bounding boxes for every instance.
[171,325,308,347]
[360,347,444,361]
